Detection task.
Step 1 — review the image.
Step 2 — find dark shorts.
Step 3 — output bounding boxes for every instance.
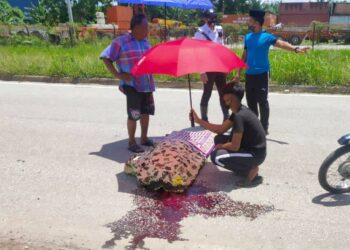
[123,85,155,121]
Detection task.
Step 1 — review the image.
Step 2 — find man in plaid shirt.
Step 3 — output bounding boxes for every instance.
[100,14,155,153]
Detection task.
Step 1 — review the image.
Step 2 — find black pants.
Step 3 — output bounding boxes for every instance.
[210,134,266,177]
[200,72,229,120]
[245,72,269,132]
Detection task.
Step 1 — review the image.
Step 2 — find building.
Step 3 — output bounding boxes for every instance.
[278,2,329,26]
[330,3,350,28]
[222,12,277,28]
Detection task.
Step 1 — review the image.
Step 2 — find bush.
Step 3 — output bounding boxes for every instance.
[344,32,350,45]
[0,34,50,46]
[222,24,248,43]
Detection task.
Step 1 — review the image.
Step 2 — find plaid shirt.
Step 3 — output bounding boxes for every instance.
[100,33,155,93]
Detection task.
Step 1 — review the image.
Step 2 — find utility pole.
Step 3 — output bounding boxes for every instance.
[66,0,74,23]
[222,0,225,14]
[66,0,75,46]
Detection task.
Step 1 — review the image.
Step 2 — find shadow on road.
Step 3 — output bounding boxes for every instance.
[89,138,130,163]
[89,137,163,163]
[267,138,289,145]
[116,162,240,196]
[89,127,206,163]
[194,163,240,192]
[312,193,350,207]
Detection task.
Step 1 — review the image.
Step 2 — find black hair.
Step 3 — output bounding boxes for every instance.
[253,17,264,26]
[222,83,245,101]
[202,9,216,19]
[249,10,265,26]
[130,14,147,30]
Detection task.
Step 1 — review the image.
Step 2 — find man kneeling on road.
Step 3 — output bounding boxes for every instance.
[191,83,267,187]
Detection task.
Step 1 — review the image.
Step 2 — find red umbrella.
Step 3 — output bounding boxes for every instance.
[131,37,247,126]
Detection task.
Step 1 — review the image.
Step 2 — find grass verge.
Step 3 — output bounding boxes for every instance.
[1,41,349,86]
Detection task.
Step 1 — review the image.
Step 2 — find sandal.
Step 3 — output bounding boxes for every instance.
[236,175,263,188]
[141,139,155,147]
[128,144,145,153]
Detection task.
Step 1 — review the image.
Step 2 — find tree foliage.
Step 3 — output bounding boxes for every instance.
[28,0,66,26]
[0,0,25,24]
[29,0,112,26]
[26,0,281,26]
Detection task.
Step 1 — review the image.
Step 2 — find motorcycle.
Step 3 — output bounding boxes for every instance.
[318,134,350,194]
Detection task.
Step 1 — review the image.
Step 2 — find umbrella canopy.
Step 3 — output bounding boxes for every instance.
[131,37,247,127]
[131,37,247,77]
[116,0,213,9]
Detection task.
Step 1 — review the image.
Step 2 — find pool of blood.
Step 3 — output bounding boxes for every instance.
[103,184,274,249]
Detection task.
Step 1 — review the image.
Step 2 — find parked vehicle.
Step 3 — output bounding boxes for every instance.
[267,25,336,45]
[318,134,350,194]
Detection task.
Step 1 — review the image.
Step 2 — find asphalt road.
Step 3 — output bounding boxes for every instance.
[1,80,350,250]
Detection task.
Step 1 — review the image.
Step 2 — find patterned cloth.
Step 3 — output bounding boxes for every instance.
[161,130,215,158]
[125,140,206,192]
[100,33,155,93]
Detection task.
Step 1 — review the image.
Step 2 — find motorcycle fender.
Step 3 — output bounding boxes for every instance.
[338,134,350,145]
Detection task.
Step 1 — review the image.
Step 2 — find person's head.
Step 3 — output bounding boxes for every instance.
[248,10,265,32]
[222,83,244,112]
[130,14,148,40]
[202,9,217,29]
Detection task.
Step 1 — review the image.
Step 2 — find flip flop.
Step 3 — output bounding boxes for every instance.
[128,144,144,153]
[141,139,155,147]
[236,175,263,188]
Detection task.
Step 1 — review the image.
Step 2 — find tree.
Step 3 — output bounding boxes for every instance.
[0,0,25,24]
[145,6,202,26]
[29,0,67,26]
[73,0,98,24]
[28,0,113,26]
[262,1,280,14]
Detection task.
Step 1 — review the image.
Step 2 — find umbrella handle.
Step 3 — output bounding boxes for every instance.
[188,74,195,128]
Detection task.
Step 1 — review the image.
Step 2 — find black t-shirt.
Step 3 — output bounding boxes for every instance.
[229,105,266,155]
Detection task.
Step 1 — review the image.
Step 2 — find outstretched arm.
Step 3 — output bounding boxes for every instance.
[274,40,310,53]
[190,109,232,135]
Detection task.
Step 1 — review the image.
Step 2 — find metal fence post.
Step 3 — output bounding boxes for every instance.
[312,22,315,50]
[66,0,75,46]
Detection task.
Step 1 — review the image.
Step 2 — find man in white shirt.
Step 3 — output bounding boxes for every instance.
[194,9,229,122]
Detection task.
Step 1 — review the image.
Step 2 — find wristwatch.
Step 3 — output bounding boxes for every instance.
[294,47,300,53]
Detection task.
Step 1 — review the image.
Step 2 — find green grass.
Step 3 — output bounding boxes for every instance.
[0,41,350,86]
[269,49,350,86]
[0,41,111,78]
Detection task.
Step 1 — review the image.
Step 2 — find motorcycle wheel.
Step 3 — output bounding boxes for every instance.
[318,145,350,194]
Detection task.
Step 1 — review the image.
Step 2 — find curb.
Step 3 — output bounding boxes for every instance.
[1,75,350,95]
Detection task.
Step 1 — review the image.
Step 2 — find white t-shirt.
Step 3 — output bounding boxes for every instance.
[194,24,224,45]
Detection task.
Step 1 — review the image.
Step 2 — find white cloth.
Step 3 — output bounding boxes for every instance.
[194,24,224,45]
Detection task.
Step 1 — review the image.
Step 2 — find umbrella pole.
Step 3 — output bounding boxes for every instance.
[188,74,195,127]
[164,4,167,41]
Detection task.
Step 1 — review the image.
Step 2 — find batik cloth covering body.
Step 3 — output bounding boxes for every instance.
[125,140,206,192]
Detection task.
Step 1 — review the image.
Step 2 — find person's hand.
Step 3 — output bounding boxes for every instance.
[296,47,310,54]
[215,143,224,150]
[232,75,240,83]
[190,109,201,124]
[200,73,208,84]
[116,72,133,81]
